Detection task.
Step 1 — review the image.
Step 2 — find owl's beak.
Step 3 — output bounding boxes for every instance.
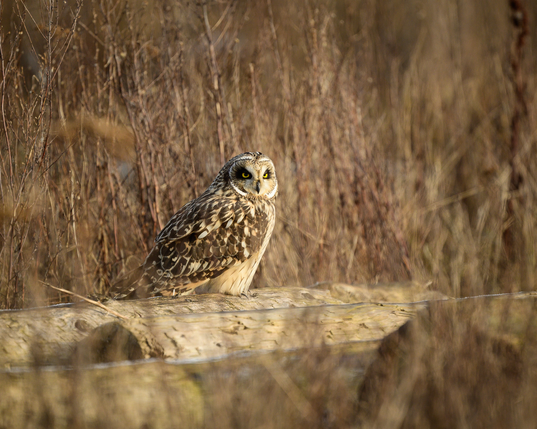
[255,181,261,193]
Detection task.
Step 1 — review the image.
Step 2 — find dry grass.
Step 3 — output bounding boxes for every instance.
[2,0,536,306]
[357,298,537,428]
[1,0,537,427]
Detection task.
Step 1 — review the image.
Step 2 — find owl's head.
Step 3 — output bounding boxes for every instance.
[221,152,278,200]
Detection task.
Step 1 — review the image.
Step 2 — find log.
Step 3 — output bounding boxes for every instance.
[1,288,535,429]
[313,281,448,303]
[0,285,430,367]
[0,282,437,429]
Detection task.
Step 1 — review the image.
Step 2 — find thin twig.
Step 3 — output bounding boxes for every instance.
[503,0,529,260]
[40,281,129,320]
[176,46,198,197]
[202,2,226,165]
[266,0,290,104]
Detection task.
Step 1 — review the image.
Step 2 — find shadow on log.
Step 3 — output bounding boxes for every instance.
[74,322,147,365]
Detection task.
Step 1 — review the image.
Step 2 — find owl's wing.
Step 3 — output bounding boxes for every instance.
[154,196,239,244]
[124,197,271,297]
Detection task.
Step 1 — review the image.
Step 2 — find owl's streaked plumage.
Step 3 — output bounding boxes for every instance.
[111,152,277,299]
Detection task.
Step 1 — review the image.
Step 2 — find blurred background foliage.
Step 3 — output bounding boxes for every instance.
[1,0,536,309]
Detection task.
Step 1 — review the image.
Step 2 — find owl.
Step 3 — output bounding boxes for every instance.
[111,152,278,299]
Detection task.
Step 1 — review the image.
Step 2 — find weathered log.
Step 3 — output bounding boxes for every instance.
[1,289,536,429]
[0,282,439,429]
[314,281,447,303]
[1,285,430,367]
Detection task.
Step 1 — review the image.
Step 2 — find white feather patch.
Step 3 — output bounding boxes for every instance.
[209,220,222,232]
[266,185,278,199]
[231,182,248,196]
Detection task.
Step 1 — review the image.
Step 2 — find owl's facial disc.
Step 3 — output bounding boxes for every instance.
[233,163,277,198]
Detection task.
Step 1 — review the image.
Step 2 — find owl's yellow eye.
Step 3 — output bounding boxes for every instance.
[241,171,251,179]
[263,172,269,179]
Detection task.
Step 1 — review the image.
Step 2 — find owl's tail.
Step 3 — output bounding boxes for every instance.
[109,266,147,300]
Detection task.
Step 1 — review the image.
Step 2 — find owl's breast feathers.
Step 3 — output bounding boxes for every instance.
[112,194,275,299]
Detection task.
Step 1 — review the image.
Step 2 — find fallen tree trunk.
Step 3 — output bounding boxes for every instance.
[1,284,431,367]
[3,284,537,429]
[1,283,434,429]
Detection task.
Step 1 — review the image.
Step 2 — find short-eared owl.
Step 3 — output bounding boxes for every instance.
[111,152,277,299]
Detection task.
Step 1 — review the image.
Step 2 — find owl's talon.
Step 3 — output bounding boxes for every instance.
[240,291,258,299]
